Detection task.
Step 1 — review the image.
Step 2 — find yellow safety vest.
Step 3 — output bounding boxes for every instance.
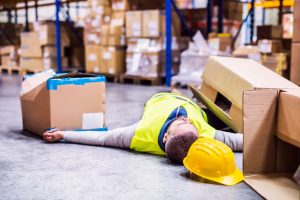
[130,93,216,155]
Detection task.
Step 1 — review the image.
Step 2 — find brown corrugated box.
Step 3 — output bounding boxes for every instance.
[20,71,106,136]
[257,39,283,54]
[84,30,102,45]
[85,45,102,73]
[20,57,68,70]
[19,45,43,58]
[0,45,19,56]
[189,56,300,199]
[257,25,283,40]
[208,33,232,52]
[1,55,18,66]
[108,35,126,46]
[21,32,41,46]
[125,11,142,37]
[193,56,298,132]
[101,46,125,74]
[39,24,70,46]
[293,0,300,42]
[87,0,110,7]
[290,42,300,85]
[112,0,129,11]
[109,12,126,36]
[43,45,65,58]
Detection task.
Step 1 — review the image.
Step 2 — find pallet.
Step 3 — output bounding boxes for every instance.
[0,65,21,75]
[120,74,164,86]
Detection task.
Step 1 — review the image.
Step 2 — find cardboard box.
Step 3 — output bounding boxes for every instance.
[101,46,125,74]
[0,45,18,56]
[242,90,300,200]
[193,56,298,132]
[87,0,110,7]
[277,89,300,148]
[70,47,85,68]
[43,45,65,58]
[20,70,106,136]
[112,0,129,11]
[293,0,300,42]
[290,42,300,85]
[20,58,44,70]
[261,53,287,75]
[257,25,283,40]
[258,39,283,54]
[39,24,70,46]
[109,12,126,36]
[20,45,43,58]
[84,30,102,45]
[43,57,68,70]
[85,45,102,73]
[125,11,142,37]
[108,35,126,46]
[208,33,232,52]
[1,55,18,66]
[21,32,40,46]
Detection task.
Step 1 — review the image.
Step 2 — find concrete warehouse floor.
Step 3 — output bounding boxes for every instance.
[0,74,262,200]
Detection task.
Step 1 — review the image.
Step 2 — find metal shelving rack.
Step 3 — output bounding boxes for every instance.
[0,0,291,84]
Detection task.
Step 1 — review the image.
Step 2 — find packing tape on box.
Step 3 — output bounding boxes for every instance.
[47,76,106,90]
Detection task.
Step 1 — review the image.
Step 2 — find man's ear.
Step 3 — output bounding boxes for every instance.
[163,132,169,143]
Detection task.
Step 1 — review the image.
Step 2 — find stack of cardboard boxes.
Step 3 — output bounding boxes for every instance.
[125,10,181,77]
[189,56,300,200]
[84,0,126,75]
[20,22,70,72]
[0,45,19,67]
[256,25,289,76]
[291,0,300,85]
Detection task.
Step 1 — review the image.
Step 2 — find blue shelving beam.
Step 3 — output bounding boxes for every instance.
[165,0,172,87]
[55,0,62,73]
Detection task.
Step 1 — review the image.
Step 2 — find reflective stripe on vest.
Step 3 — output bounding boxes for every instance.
[130,93,216,155]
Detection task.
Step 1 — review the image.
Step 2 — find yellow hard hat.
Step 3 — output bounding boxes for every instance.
[183,138,244,186]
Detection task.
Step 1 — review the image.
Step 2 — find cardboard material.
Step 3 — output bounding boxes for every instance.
[0,45,18,56]
[101,46,125,74]
[108,35,126,46]
[257,25,283,40]
[243,90,300,200]
[20,71,106,136]
[290,42,300,85]
[277,89,300,148]
[197,56,298,132]
[20,58,44,70]
[293,0,300,42]
[125,11,142,37]
[258,39,283,53]
[208,33,232,52]
[85,45,102,73]
[21,32,40,46]
[20,45,43,58]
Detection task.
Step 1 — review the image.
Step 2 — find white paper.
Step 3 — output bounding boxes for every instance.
[82,112,104,129]
[88,54,97,61]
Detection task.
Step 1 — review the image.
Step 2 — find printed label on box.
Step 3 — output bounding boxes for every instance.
[82,112,104,129]
[132,22,141,36]
[88,54,97,61]
[93,66,99,73]
[39,31,46,41]
[109,67,114,74]
[103,52,111,60]
[148,21,159,36]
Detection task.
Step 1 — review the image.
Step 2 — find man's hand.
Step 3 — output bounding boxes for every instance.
[43,130,63,143]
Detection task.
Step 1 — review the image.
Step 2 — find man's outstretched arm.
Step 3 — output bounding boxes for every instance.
[214,130,243,152]
[43,122,139,149]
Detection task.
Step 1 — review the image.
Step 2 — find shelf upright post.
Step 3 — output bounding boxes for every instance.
[278,0,283,25]
[35,0,38,21]
[217,0,223,33]
[165,0,172,87]
[55,0,62,73]
[206,0,212,37]
[24,0,29,31]
[250,0,255,43]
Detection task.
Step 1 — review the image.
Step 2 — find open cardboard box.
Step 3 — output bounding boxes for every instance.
[189,56,300,199]
[20,70,106,136]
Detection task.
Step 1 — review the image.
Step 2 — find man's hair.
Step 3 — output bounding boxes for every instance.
[165,131,198,164]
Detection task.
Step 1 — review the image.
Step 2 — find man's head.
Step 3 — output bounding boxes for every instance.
[163,117,199,163]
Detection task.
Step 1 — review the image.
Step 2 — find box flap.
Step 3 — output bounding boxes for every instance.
[202,56,298,109]
[20,70,55,100]
[47,72,106,90]
[245,173,299,200]
[277,89,300,148]
[188,84,239,132]
[243,89,278,174]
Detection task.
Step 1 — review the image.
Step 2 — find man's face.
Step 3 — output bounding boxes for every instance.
[163,117,199,143]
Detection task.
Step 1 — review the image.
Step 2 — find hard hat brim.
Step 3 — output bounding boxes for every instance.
[183,158,245,186]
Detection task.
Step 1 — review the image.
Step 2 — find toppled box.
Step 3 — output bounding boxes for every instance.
[190,56,298,132]
[20,70,106,136]
[189,56,300,199]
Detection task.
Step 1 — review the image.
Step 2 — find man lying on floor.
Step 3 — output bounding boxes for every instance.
[43,92,243,164]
